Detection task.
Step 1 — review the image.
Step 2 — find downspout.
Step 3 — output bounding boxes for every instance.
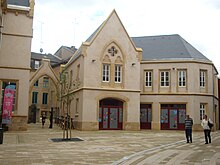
[212,65,218,130]
[0,14,3,48]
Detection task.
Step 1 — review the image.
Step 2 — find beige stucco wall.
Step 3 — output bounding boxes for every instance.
[0,12,32,68]
[83,12,141,90]
[140,61,219,131]
[141,61,217,94]
[0,4,34,131]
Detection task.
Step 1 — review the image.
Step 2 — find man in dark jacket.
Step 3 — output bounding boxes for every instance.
[185,115,193,143]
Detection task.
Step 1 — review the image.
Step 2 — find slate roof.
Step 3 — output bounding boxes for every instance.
[31,52,62,66]
[132,34,211,62]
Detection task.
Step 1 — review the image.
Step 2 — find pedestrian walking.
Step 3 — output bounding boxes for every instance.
[201,115,213,144]
[41,112,46,128]
[185,115,193,143]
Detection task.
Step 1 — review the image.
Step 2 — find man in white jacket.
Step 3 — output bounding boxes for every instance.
[201,115,213,144]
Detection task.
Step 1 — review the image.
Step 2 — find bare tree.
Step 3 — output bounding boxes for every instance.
[60,71,74,140]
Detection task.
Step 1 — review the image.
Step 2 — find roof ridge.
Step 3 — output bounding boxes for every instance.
[178,36,210,61]
[131,34,179,38]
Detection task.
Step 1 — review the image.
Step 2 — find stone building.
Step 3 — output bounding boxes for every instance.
[0,0,34,131]
[0,4,218,132]
[29,46,77,123]
[61,10,219,131]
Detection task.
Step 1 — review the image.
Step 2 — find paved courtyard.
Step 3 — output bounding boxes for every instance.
[0,122,220,165]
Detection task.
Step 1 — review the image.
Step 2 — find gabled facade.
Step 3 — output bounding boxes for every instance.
[29,46,77,123]
[61,10,219,131]
[0,0,34,131]
[62,10,142,130]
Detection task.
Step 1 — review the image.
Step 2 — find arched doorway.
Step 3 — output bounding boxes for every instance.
[99,98,123,130]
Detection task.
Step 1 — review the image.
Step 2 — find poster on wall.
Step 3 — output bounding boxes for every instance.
[2,85,15,124]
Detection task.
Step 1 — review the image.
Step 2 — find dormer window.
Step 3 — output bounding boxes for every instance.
[34,60,40,69]
[7,0,29,7]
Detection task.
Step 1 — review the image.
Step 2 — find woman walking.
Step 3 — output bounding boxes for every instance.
[201,115,213,144]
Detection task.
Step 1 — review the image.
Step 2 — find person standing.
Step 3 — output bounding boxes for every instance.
[201,115,213,144]
[185,115,193,143]
[41,112,46,128]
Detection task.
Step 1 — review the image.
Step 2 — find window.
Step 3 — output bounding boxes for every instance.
[115,65,122,83]
[34,60,40,69]
[160,71,169,86]
[32,92,38,104]
[42,93,48,104]
[145,71,152,87]
[178,70,186,87]
[75,98,79,113]
[77,64,80,80]
[200,70,206,87]
[34,80,38,87]
[7,0,29,7]
[200,104,205,120]
[43,77,49,88]
[102,64,110,82]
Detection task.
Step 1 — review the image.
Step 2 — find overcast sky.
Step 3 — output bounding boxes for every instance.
[31,0,220,74]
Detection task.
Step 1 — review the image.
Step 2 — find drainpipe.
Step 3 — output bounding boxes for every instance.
[212,65,218,130]
[0,15,3,48]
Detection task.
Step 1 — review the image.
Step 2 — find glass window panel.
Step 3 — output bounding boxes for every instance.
[140,108,147,122]
[148,108,152,122]
[161,109,168,123]
[179,109,186,123]
[170,109,177,129]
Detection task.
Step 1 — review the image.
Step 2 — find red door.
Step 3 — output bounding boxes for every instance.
[140,104,152,129]
[99,99,123,130]
[160,104,186,130]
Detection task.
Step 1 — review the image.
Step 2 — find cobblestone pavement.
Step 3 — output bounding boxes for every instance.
[0,122,219,165]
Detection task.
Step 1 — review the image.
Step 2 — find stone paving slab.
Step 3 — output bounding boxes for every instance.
[114,131,220,165]
[0,123,219,165]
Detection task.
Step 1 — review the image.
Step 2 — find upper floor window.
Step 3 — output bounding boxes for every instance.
[34,60,40,69]
[42,93,48,105]
[145,71,152,87]
[32,92,38,104]
[34,80,38,87]
[178,70,186,87]
[200,103,205,120]
[200,70,206,87]
[160,71,169,87]
[43,77,49,88]
[115,65,122,83]
[102,64,110,82]
[76,64,80,80]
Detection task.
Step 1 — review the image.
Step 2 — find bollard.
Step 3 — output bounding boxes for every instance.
[0,128,3,144]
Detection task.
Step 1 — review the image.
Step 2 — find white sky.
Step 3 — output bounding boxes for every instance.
[31,0,220,74]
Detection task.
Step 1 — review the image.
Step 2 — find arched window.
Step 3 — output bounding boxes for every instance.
[101,44,124,88]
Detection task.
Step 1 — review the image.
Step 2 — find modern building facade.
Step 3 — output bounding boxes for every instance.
[0,0,34,131]
[61,10,219,131]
